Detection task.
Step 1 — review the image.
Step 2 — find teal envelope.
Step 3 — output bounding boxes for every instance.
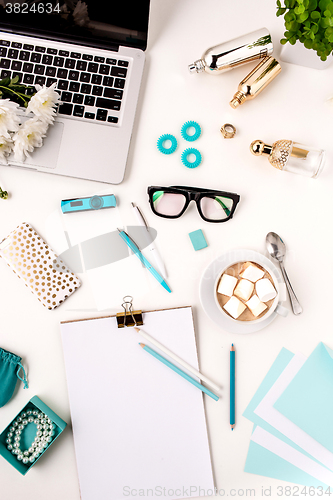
[274,342,333,454]
[243,347,328,486]
[245,427,325,487]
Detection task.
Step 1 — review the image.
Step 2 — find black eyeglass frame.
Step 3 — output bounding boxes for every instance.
[147,186,240,223]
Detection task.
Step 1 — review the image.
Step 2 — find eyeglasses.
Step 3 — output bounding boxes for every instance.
[147,186,240,223]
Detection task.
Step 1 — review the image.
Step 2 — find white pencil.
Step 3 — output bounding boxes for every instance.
[134,327,220,392]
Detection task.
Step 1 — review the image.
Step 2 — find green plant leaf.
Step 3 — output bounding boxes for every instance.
[290,35,298,43]
[308,0,318,9]
[320,53,328,58]
[285,10,296,20]
[0,77,10,86]
[311,10,321,17]
[298,11,309,20]
[277,7,286,15]
[280,38,289,43]
[320,15,330,25]
[304,38,314,46]
[286,20,299,29]
[277,0,281,6]
[311,23,319,31]
[319,0,331,9]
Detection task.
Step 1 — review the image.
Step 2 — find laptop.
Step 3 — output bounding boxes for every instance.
[0,0,150,184]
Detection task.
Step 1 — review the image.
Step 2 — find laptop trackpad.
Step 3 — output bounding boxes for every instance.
[8,121,64,170]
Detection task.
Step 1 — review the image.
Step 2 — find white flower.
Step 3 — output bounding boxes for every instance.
[73,1,89,26]
[60,2,70,13]
[0,99,20,136]
[0,134,13,165]
[26,83,60,125]
[12,117,48,162]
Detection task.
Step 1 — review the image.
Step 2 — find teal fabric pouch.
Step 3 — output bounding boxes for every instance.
[0,348,28,408]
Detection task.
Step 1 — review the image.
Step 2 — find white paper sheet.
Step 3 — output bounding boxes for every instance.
[251,427,333,486]
[60,307,215,500]
[254,353,333,470]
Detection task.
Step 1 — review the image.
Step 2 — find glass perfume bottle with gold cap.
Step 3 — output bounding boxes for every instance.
[250,139,325,178]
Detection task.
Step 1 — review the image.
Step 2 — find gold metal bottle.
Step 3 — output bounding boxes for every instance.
[230,57,281,108]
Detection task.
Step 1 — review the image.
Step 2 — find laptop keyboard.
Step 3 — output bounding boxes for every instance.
[0,39,129,124]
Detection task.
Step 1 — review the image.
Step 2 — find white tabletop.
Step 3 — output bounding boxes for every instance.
[1,0,332,498]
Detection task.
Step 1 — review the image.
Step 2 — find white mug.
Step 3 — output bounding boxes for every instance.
[214,259,288,324]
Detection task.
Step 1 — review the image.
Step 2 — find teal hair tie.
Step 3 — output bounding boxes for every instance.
[181,121,201,142]
[157,134,178,154]
[181,148,202,169]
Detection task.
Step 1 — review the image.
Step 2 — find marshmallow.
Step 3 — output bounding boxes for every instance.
[223,296,246,319]
[234,279,254,301]
[246,295,267,317]
[256,278,277,302]
[239,262,265,282]
[217,273,238,297]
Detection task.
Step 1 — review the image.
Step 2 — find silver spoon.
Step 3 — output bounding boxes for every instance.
[266,232,303,315]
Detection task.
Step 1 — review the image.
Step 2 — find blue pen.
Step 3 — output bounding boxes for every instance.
[117,229,171,293]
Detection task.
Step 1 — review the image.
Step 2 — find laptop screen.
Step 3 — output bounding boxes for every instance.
[0,0,150,51]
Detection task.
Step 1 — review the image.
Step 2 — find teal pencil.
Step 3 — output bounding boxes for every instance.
[139,343,219,401]
[230,344,235,430]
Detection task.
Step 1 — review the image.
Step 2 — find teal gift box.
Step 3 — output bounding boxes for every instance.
[0,395,67,475]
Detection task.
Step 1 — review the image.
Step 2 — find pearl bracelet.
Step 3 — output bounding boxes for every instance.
[6,409,55,465]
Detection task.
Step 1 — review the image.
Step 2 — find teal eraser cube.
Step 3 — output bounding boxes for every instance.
[189,229,208,251]
[0,395,67,475]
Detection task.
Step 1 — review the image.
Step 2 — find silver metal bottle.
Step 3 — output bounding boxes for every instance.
[189,28,274,75]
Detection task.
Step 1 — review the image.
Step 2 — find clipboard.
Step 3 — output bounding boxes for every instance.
[60,304,215,500]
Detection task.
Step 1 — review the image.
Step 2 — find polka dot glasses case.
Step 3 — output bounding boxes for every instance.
[0,223,81,310]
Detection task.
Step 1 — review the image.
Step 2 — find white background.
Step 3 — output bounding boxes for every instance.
[0,0,332,498]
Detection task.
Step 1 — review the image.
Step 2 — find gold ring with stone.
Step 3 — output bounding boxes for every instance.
[220,123,236,139]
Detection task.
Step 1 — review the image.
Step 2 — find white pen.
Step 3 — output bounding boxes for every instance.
[131,202,167,278]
